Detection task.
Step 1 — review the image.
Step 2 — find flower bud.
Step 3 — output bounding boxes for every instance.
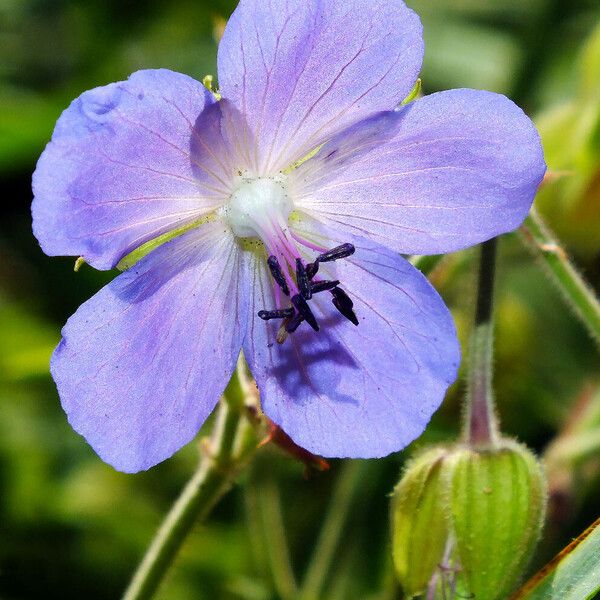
[391,441,546,600]
[391,447,451,598]
[445,441,546,600]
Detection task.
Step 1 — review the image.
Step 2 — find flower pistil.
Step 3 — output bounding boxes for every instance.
[222,172,357,339]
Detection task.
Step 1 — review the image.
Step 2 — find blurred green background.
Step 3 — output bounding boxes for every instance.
[1,1,600,598]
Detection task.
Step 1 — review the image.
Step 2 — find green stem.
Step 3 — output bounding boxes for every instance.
[464,238,499,447]
[122,398,256,600]
[258,476,298,600]
[474,239,497,326]
[299,461,364,600]
[521,209,600,349]
[328,540,358,600]
[244,479,269,580]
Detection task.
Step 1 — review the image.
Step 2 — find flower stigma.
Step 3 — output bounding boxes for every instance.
[221,172,358,341]
[224,173,293,239]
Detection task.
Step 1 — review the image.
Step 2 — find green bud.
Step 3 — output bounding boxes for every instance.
[391,447,450,598]
[447,441,546,600]
[391,441,547,600]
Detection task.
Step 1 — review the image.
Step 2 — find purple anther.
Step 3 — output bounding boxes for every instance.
[305,262,319,280]
[331,286,353,307]
[291,293,319,331]
[258,308,295,321]
[296,258,311,299]
[310,279,340,294]
[316,243,355,263]
[285,313,304,333]
[331,287,358,325]
[267,255,290,296]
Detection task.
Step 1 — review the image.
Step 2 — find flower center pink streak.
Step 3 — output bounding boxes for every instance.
[221,174,359,338]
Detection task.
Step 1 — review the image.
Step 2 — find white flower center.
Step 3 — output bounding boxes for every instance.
[219,173,359,338]
[223,174,293,239]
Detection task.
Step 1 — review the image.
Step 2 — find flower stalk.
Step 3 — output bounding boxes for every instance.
[122,372,257,600]
[299,461,365,600]
[520,208,600,349]
[256,476,298,600]
[464,238,499,446]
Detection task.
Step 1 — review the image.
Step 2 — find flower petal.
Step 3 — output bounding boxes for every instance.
[291,89,546,254]
[243,231,459,458]
[51,222,247,472]
[32,69,237,270]
[217,0,423,174]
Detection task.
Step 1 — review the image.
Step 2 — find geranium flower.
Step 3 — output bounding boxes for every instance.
[32,0,545,472]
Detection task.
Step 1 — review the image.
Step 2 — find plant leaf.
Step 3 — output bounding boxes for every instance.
[510,517,600,600]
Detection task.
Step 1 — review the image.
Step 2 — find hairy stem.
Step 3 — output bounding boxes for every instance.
[520,209,600,349]
[122,394,256,600]
[464,238,499,447]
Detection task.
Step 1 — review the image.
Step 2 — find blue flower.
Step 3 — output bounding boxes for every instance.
[32,0,545,472]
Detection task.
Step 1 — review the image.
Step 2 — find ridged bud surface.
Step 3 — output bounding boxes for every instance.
[391,441,546,600]
[446,441,546,600]
[391,447,450,598]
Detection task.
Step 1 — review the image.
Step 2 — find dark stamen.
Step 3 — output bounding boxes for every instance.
[311,279,340,294]
[331,286,354,308]
[296,258,311,299]
[258,308,295,321]
[260,242,359,338]
[291,294,319,331]
[305,262,319,280]
[316,243,355,263]
[285,313,304,333]
[331,287,358,326]
[267,255,290,296]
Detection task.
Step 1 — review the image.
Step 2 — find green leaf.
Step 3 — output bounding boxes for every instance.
[511,518,600,600]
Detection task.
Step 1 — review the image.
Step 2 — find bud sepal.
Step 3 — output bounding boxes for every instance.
[391,440,547,600]
[391,447,451,598]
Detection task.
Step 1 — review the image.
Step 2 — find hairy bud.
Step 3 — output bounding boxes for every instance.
[391,447,450,597]
[391,440,547,600]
